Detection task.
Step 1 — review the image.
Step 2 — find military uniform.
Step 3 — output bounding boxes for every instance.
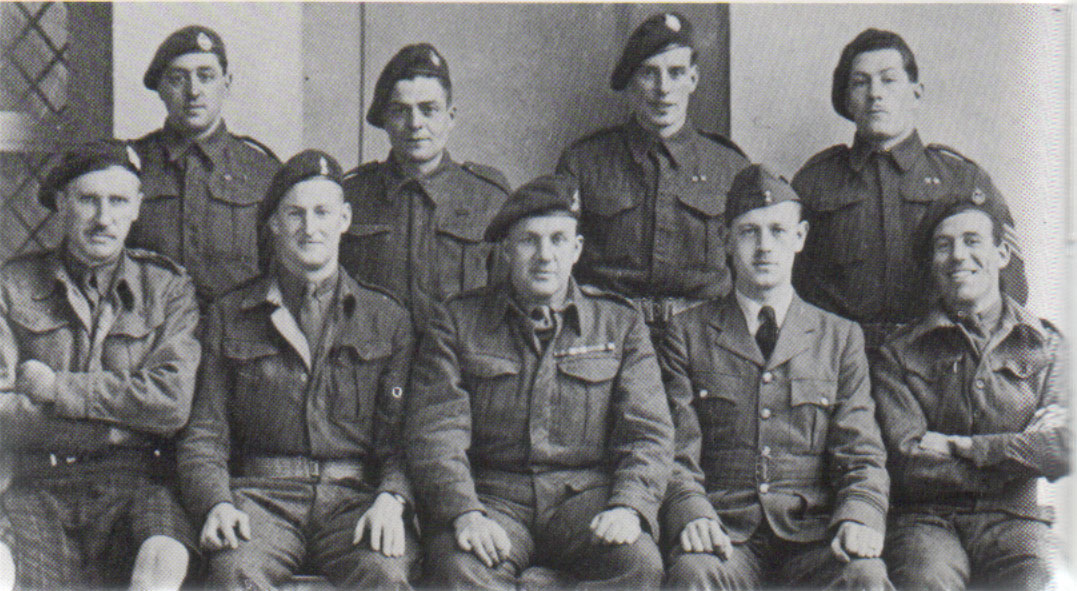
[340,154,509,329]
[872,295,1068,591]
[0,247,200,588]
[407,278,673,590]
[792,131,1028,348]
[129,123,280,305]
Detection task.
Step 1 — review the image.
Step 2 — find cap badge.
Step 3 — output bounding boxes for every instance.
[972,187,986,205]
[429,50,440,67]
[125,145,141,172]
[318,157,329,176]
[763,189,773,204]
[569,189,581,213]
[924,176,941,186]
[196,32,213,51]
[665,14,681,32]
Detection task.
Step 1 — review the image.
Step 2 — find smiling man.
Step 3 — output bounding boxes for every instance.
[872,191,1068,591]
[792,29,1027,351]
[129,25,280,308]
[0,140,201,589]
[406,175,672,590]
[341,43,509,332]
[659,165,891,590]
[178,150,418,589]
[557,12,749,340]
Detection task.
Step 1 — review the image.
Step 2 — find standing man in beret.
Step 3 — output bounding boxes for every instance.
[407,175,672,590]
[660,165,891,590]
[178,150,418,589]
[0,140,200,589]
[130,25,281,308]
[792,28,1028,351]
[872,191,1068,591]
[341,43,510,332]
[557,12,750,340]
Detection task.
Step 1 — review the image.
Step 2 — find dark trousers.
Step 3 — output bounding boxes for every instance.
[207,478,418,590]
[424,482,663,590]
[885,510,1052,591]
[665,521,891,591]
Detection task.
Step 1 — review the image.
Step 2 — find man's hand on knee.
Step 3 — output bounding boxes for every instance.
[453,510,512,568]
[354,492,407,557]
[679,518,731,559]
[831,521,884,562]
[589,506,642,546]
[200,502,251,551]
[130,535,188,591]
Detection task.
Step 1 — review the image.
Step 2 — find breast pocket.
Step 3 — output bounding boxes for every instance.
[341,223,395,285]
[580,177,642,263]
[222,338,299,431]
[435,219,491,297]
[6,299,74,365]
[206,175,263,280]
[789,378,837,453]
[809,188,869,268]
[553,354,620,446]
[693,371,746,450]
[103,311,162,371]
[991,354,1049,419]
[131,194,181,256]
[462,353,521,443]
[671,182,726,269]
[328,340,393,436]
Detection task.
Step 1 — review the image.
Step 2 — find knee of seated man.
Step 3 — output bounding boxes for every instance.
[664,552,724,588]
[888,552,967,591]
[837,558,892,591]
[131,535,189,588]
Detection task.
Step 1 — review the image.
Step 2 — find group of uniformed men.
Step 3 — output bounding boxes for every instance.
[0,12,1067,591]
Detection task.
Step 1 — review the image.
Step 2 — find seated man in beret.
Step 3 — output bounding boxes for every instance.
[178,150,418,589]
[659,165,891,590]
[0,140,200,589]
[407,175,673,590]
[341,43,509,333]
[873,190,1069,591]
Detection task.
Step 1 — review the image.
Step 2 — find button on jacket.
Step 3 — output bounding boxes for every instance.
[129,123,281,305]
[872,295,1069,521]
[791,131,1028,326]
[405,281,674,534]
[177,268,413,520]
[556,119,749,299]
[0,248,200,451]
[659,294,889,543]
[340,153,509,328]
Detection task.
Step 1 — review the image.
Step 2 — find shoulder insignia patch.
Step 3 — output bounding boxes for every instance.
[235,135,280,162]
[126,248,185,274]
[800,144,849,169]
[462,162,511,194]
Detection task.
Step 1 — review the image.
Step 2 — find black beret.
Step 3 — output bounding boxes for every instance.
[39,140,141,210]
[831,28,918,121]
[485,174,581,243]
[724,164,800,226]
[144,25,227,91]
[914,185,1012,265]
[611,12,694,91]
[260,150,344,225]
[366,43,451,128]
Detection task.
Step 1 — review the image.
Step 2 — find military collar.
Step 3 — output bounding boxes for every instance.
[849,129,923,173]
[625,117,698,169]
[161,120,229,165]
[910,294,1047,347]
[489,279,586,336]
[275,264,340,312]
[45,248,139,311]
[380,150,466,204]
[239,265,357,318]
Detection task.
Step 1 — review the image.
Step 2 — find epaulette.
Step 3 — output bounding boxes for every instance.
[462,162,511,194]
[696,129,748,158]
[926,143,977,165]
[343,161,381,181]
[235,135,280,162]
[578,284,634,308]
[126,248,186,275]
[350,274,405,308]
[799,144,849,169]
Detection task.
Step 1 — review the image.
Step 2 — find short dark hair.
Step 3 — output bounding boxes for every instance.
[831,28,918,120]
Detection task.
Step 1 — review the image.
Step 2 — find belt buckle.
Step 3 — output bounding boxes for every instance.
[307,458,321,480]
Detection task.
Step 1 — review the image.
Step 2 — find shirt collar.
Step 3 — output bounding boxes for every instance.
[849,128,923,173]
[734,285,794,337]
[240,265,355,318]
[52,248,138,311]
[162,119,229,164]
[911,293,1047,346]
[625,117,697,167]
[495,278,585,336]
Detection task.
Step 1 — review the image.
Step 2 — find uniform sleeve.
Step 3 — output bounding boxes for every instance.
[657,314,720,540]
[374,308,415,505]
[50,272,201,436]
[177,303,235,520]
[872,341,1012,499]
[606,309,675,536]
[962,333,1069,481]
[826,323,889,534]
[790,167,830,312]
[404,302,485,528]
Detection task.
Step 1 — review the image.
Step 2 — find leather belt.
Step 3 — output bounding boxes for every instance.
[14,448,163,476]
[238,455,366,483]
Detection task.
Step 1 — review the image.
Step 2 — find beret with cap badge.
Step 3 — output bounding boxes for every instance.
[259,150,344,226]
[724,164,801,226]
[610,12,694,91]
[143,25,227,91]
[39,139,142,210]
[485,174,581,243]
[367,43,451,128]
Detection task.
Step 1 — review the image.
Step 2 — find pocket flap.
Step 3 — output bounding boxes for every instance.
[222,338,280,361]
[557,355,620,383]
[334,338,393,362]
[109,310,163,338]
[436,212,487,243]
[808,186,865,212]
[695,371,745,403]
[208,172,263,206]
[463,353,521,378]
[7,300,68,334]
[675,185,725,218]
[994,356,1048,380]
[790,378,837,408]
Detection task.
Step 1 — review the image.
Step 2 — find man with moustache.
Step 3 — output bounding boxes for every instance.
[792,29,1027,350]
[341,44,510,331]
[178,151,418,589]
[407,175,672,590]
[872,191,1068,591]
[557,12,750,339]
[660,165,891,590]
[130,25,280,308]
[0,140,200,589]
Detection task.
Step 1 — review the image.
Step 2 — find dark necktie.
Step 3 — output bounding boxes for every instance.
[299,282,324,353]
[756,306,778,360]
[529,305,557,346]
